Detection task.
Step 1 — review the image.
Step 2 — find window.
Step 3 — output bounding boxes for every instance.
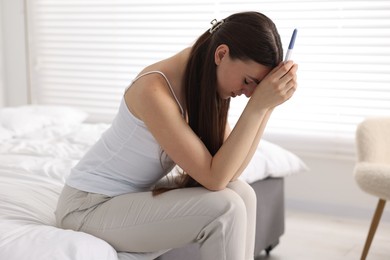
[26,0,390,158]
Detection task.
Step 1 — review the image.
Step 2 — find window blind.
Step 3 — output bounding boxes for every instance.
[26,0,216,122]
[26,0,390,159]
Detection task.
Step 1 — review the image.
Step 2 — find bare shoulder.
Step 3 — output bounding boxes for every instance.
[124,72,181,122]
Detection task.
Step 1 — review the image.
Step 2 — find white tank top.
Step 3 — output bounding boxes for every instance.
[66,71,184,196]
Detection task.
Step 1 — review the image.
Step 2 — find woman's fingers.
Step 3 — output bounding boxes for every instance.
[251,61,298,108]
[268,61,294,79]
[272,62,298,102]
[283,64,298,99]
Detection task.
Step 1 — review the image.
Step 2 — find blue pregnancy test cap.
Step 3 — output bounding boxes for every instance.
[288,29,298,49]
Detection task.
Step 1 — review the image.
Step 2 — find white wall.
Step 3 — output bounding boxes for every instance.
[1,0,29,107]
[0,0,5,107]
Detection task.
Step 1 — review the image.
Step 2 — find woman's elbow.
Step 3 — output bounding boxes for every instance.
[203,180,228,191]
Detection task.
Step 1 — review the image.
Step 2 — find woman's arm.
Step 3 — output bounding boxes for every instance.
[225,62,296,181]
[228,108,273,181]
[128,62,297,191]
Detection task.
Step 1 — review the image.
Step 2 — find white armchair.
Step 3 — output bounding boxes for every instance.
[354,117,390,260]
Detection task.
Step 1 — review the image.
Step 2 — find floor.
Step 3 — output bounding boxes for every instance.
[255,209,390,260]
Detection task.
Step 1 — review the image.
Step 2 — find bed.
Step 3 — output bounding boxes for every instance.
[0,105,307,260]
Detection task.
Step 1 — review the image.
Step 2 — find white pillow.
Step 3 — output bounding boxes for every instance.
[0,105,88,135]
[239,139,308,183]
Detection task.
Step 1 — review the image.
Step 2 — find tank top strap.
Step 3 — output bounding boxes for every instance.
[128,70,185,117]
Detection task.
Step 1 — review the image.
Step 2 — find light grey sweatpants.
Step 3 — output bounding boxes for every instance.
[55,180,257,260]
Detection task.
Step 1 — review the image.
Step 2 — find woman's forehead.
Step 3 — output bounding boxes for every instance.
[236,59,271,79]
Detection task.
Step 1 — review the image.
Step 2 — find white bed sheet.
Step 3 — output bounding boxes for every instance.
[0,124,167,260]
[0,115,307,260]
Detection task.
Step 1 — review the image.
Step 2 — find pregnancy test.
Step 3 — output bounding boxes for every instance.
[284,28,298,61]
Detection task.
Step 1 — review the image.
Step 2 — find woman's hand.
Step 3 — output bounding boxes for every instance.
[251,61,298,109]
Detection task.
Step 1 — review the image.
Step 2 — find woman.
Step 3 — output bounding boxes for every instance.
[56,11,298,260]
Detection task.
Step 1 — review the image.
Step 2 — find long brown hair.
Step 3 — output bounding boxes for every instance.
[155,11,283,193]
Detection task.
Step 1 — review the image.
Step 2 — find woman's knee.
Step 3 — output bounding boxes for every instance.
[205,188,247,222]
[227,180,257,207]
[196,189,247,253]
